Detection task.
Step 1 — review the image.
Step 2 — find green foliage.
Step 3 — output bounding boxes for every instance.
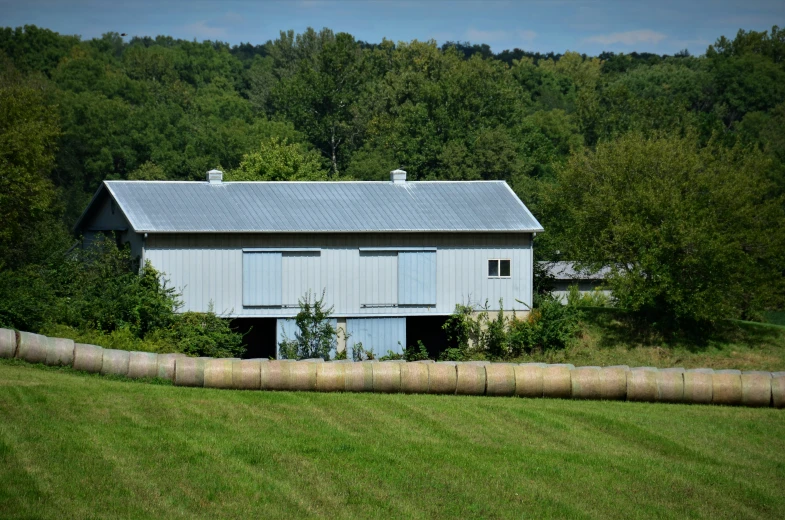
[162,310,245,358]
[225,137,327,181]
[566,285,612,307]
[404,340,430,362]
[508,295,583,354]
[278,290,337,360]
[544,132,785,329]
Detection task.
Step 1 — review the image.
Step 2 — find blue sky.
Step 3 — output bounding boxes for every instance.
[1,0,783,55]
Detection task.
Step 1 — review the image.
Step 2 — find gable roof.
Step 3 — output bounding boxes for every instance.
[75,180,544,234]
[541,261,610,280]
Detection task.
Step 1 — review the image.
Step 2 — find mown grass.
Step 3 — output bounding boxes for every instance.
[516,309,785,371]
[1,360,784,519]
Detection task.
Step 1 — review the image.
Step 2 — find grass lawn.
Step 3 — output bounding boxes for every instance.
[517,310,785,371]
[1,361,784,519]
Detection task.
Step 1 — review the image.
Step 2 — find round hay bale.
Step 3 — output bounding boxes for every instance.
[45,337,75,367]
[772,372,785,409]
[414,359,434,363]
[174,357,211,387]
[232,359,262,390]
[100,349,130,377]
[289,361,318,391]
[599,365,629,400]
[127,351,159,379]
[373,361,401,393]
[261,360,294,391]
[627,367,658,402]
[656,368,684,403]
[317,362,346,392]
[16,331,49,364]
[156,353,187,381]
[400,362,429,394]
[542,364,573,399]
[427,362,457,394]
[303,358,325,363]
[741,371,772,408]
[204,359,235,389]
[712,369,742,406]
[683,368,713,404]
[0,328,17,359]
[514,363,546,398]
[73,343,103,373]
[571,366,601,400]
[456,363,486,395]
[485,364,516,397]
[344,362,375,392]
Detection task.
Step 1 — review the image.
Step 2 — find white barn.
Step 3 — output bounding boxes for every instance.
[75,170,544,358]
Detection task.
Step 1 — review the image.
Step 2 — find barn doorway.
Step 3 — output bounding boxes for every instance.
[231,318,277,359]
[406,316,449,359]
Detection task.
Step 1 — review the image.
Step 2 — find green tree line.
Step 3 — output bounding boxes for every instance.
[1,24,784,337]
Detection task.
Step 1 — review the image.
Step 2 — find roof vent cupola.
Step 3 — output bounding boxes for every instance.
[390,169,407,184]
[207,169,223,184]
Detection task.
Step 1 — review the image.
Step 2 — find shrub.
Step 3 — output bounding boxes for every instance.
[566,285,612,307]
[164,310,245,358]
[509,295,582,353]
[278,290,337,360]
[404,340,429,361]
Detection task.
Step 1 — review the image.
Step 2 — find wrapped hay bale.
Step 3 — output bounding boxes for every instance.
[485,364,516,397]
[456,363,487,395]
[156,353,187,381]
[514,363,546,398]
[344,361,375,393]
[204,359,236,389]
[626,367,658,402]
[100,349,130,377]
[316,362,346,392]
[772,372,785,409]
[0,328,17,359]
[542,364,573,399]
[599,366,629,400]
[741,371,772,408]
[174,357,211,387]
[571,366,601,400]
[73,343,103,373]
[400,362,429,394]
[373,361,401,393]
[261,360,294,391]
[127,351,159,379]
[427,362,457,395]
[45,337,75,367]
[656,368,684,403]
[289,361,318,391]
[683,368,713,404]
[712,369,742,406]
[16,331,50,364]
[232,359,263,390]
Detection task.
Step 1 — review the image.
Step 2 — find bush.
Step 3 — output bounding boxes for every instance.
[566,285,612,307]
[163,311,245,358]
[509,295,582,353]
[404,340,429,361]
[278,290,337,360]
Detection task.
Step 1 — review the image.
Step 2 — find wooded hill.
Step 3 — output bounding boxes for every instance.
[1,25,784,336]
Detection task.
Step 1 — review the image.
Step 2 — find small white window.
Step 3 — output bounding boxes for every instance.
[488,259,511,278]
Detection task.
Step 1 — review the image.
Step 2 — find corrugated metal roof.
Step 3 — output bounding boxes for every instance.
[88,180,543,233]
[540,261,610,280]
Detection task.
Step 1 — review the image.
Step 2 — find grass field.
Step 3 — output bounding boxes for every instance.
[1,360,784,519]
[515,311,785,372]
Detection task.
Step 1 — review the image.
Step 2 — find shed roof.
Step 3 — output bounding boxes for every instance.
[541,261,610,280]
[76,180,544,234]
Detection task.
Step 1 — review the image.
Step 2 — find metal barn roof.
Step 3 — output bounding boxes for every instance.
[78,180,544,234]
[541,261,610,280]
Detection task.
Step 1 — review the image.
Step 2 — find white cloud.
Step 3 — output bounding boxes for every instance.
[517,30,537,43]
[466,28,510,42]
[182,20,228,39]
[584,29,667,46]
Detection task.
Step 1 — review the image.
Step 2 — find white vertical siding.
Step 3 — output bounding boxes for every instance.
[145,233,532,317]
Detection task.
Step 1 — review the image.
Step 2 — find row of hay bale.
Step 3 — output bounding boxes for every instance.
[2,328,784,407]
